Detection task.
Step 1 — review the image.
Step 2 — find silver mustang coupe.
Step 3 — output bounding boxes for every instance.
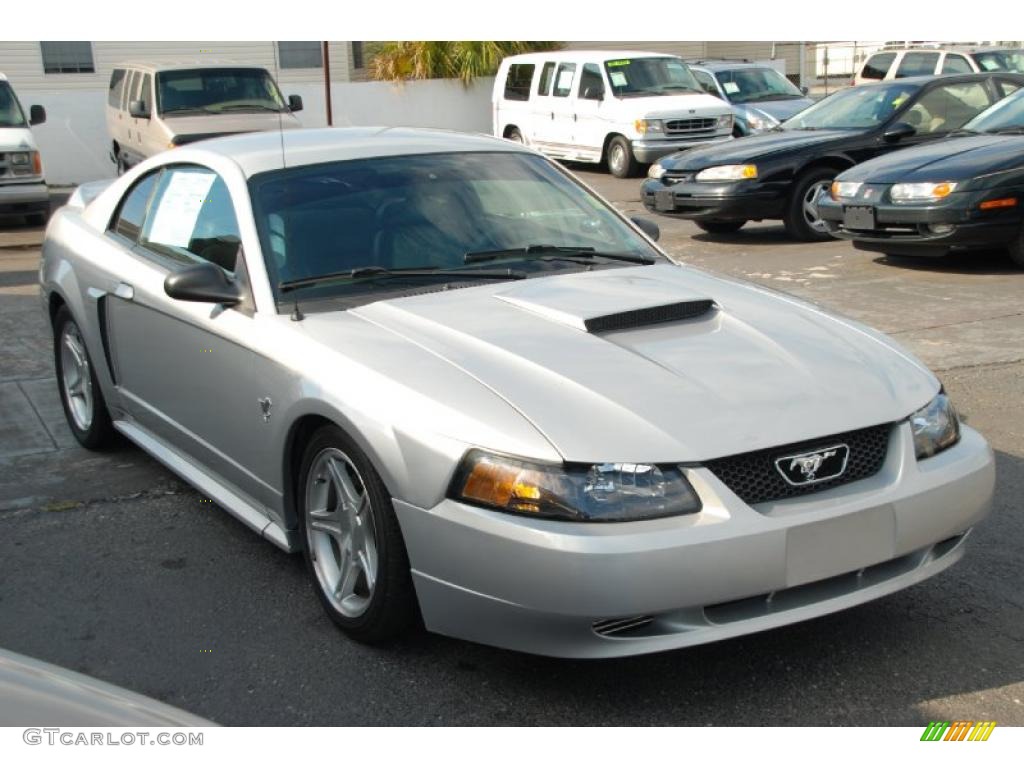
[40,127,994,658]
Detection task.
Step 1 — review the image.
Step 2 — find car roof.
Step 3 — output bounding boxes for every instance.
[686,60,769,71]
[853,72,1024,90]
[0,73,8,82]
[111,61,271,73]
[184,126,534,178]
[502,50,678,64]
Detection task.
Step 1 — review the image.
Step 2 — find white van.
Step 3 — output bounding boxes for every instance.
[106,62,303,173]
[0,73,48,225]
[493,51,734,178]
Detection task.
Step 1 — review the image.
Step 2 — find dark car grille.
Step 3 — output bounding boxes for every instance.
[704,423,893,505]
[665,118,717,135]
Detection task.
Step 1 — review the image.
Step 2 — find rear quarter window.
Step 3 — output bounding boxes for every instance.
[895,52,941,78]
[503,64,535,102]
[108,69,126,108]
[861,53,896,80]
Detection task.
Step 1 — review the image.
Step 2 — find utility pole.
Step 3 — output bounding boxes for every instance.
[322,41,333,127]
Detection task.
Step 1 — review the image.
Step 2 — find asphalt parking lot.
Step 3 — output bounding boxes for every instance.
[1,177,1022,726]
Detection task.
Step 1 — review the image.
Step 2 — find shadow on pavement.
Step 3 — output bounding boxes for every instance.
[874,250,1020,276]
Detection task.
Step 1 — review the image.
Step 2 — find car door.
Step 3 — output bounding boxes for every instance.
[528,60,557,147]
[572,62,608,158]
[103,163,275,510]
[540,62,577,153]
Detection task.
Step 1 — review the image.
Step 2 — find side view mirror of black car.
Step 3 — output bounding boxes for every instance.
[883,122,916,143]
[631,216,661,242]
[164,262,243,306]
[129,100,150,119]
[800,85,809,95]
[288,94,304,112]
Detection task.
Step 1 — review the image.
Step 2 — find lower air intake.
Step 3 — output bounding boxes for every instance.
[592,616,655,637]
[585,299,714,333]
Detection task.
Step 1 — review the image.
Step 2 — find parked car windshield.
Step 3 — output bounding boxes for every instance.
[964,88,1024,132]
[0,82,27,128]
[974,50,1024,73]
[251,151,663,304]
[604,57,702,97]
[783,82,920,130]
[715,67,805,104]
[156,68,287,115]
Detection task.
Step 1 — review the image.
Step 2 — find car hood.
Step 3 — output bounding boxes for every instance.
[660,128,855,169]
[0,126,37,151]
[347,265,937,464]
[739,97,815,122]
[838,134,1024,183]
[161,111,301,138]
[619,92,731,118]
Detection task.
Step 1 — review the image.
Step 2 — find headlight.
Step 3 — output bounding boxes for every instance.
[635,119,664,135]
[743,111,778,133]
[910,392,960,460]
[10,152,30,166]
[647,162,665,180]
[450,450,702,522]
[830,180,863,200]
[716,113,734,130]
[890,182,957,203]
[695,164,757,181]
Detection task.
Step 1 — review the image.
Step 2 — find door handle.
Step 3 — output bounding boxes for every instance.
[550,112,554,120]
[114,282,134,301]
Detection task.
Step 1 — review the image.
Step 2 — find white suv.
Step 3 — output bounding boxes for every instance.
[854,47,1024,85]
[493,51,734,178]
[0,73,48,225]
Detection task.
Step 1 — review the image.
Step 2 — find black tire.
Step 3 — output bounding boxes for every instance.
[784,168,837,242]
[1008,224,1024,269]
[115,150,128,176]
[607,135,639,178]
[53,306,115,450]
[297,424,418,644]
[696,219,747,235]
[506,127,524,144]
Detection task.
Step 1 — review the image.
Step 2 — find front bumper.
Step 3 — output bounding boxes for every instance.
[0,181,49,215]
[632,136,733,164]
[640,177,785,221]
[395,423,994,658]
[819,196,1021,257]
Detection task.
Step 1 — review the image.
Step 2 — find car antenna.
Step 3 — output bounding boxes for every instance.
[290,299,304,322]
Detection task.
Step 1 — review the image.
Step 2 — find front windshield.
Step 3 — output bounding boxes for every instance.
[964,88,1024,132]
[0,82,27,128]
[156,68,286,115]
[251,152,662,304]
[604,57,702,98]
[974,50,1024,73]
[783,82,919,131]
[716,67,804,104]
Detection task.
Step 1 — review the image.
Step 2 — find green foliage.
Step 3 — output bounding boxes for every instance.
[370,41,563,84]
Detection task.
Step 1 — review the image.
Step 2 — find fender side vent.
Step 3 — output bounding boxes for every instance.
[584,299,714,333]
[593,615,655,637]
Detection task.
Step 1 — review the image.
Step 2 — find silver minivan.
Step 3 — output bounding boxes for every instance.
[106,62,303,173]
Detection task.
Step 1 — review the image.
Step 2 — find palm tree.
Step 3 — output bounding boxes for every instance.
[370,41,563,84]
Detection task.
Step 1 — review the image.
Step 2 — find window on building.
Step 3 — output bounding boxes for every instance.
[40,42,95,74]
[351,42,365,70]
[278,42,323,69]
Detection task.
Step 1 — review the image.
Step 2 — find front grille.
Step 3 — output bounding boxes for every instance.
[665,117,717,135]
[704,423,893,505]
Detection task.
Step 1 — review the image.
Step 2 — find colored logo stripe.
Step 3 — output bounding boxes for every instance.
[920,721,996,741]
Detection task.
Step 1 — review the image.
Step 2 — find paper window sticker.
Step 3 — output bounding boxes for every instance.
[146,171,217,248]
[723,81,740,95]
[609,72,628,87]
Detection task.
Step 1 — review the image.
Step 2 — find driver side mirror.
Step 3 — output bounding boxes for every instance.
[29,105,46,126]
[883,122,916,143]
[800,85,809,96]
[631,216,660,242]
[164,262,243,306]
[129,99,150,119]
[581,85,604,101]
[288,94,303,112]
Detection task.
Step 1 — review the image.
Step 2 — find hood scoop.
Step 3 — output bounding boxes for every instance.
[494,269,715,333]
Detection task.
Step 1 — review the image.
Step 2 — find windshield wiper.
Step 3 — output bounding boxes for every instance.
[464,245,655,266]
[217,104,285,113]
[990,126,1024,135]
[947,128,979,137]
[278,265,527,293]
[161,106,220,115]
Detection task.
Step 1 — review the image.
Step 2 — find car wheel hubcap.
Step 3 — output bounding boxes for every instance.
[610,145,624,173]
[802,180,832,232]
[305,448,378,618]
[60,323,93,432]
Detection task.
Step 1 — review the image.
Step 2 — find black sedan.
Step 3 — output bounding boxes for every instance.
[820,88,1024,268]
[641,73,1024,241]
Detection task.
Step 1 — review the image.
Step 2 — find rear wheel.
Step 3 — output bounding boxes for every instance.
[53,306,115,450]
[607,135,639,179]
[784,168,837,242]
[696,219,747,234]
[297,425,418,644]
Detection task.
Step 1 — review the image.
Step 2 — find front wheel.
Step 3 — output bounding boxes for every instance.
[696,219,747,235]
[53,306,115,450]
[607,135,639,179]
[298,425,418,644]
[784,168,836,242]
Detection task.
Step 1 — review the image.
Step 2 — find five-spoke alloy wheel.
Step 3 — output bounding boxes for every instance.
[53,306,114,449]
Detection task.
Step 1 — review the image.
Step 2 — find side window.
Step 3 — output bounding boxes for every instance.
[108,69,126,108]
[861,53,896,80]
[902,82,993,135]
[123,71,138,110]
[552,63,577,98]
[895,52,941,78]
[503,63,534,102]
[941,54,973,75]
[140,167,241,273]
[577,63,604,100]
[692,69,721,96]
[138,74,152,111]
[998,79,1021,98]
[111,171,160,242]
[537,62,556,96]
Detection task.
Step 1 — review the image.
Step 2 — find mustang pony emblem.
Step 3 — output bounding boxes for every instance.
[257,397,272,423]
[788,449,837,480]
[775,444,850,486]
